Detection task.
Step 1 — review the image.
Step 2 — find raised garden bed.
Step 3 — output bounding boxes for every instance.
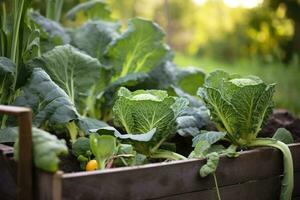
[0,105,299,200]
[1,1,299,200]
[1,142,300,200]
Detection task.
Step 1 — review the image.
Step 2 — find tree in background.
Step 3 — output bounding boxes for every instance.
[265,0,300,62]
[30,0,299,64]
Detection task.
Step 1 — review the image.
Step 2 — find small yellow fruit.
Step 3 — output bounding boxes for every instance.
[86,160,98,171]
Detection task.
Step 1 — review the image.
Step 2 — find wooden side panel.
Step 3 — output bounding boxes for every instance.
[35,170,63,200]
[156,176,281,200]
[61,144,300,200]
[0,155,17,200]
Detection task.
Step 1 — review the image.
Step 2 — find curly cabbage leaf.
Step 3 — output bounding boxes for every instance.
[112,87,188,154]
[198,70,275,145]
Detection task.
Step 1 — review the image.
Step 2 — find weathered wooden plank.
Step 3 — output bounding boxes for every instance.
[293,172,300,196]
[0,105,33,200]
[157,171,300,200]
[0,153,17,200]
[61,143,300,200]
[35,170,63,200]
[155,176,282,200]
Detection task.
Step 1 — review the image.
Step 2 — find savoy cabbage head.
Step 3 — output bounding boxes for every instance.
[198,70,275,145]
[198,70,293,200]
[112,87,188,158]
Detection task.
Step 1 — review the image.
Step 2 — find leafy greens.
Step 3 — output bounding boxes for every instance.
[198,70,293,200]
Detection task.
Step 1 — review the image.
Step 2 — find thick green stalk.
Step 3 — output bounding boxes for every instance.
[11,0,25,66]
[46,0,64,22]
[0,2,6,56]
[248,138,293,200]
[97,159,106,170]
[66,121,78,144]
[150,149,187,160]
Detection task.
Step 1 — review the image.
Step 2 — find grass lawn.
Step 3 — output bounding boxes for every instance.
[175,53,300,116]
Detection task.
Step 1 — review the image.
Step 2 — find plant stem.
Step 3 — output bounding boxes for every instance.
[46,0,64,22]
[0,2,6,56]
[150,149,187,160]
[66,121,78,143]
[151,134,169,153]
[248,138,293,200]
[11,0,25,66]
[97,159,106,170]
[213,173,222,200]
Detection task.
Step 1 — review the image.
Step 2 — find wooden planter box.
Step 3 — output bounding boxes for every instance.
[0,106,300,200]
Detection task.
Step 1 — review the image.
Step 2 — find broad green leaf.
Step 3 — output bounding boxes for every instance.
[192,131,226,147]
[29,45,102,113]
[147,62,179,90]
[176,115,199,137]
[273,128,294,144]
[223,144,239,158]
[72,137,91,157]
[101,73,149,114]
[176,107,210,137]
[106,18,170,79]
[176,67,205,95]
[114,143,136,167]
[14,68,78,127]
[14,127,68,172]
[66,0,111,22]
[77,117,108,135]
[92,126,156,142]
[0,127,18,143]
[198,87,238,136]
[89,133,117,169]
[71,20,119,60]
[30,11,70,52]
[193,140,211,158]
[0,57,15,105]
[22,25,40,63]
[171,85,203,107]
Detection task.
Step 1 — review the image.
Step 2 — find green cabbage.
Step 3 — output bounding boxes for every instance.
[112,87,188,159]
[198,70,293,200]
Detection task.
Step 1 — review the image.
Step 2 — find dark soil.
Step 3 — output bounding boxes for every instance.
[59,152,81,173]
[260,109,300,142]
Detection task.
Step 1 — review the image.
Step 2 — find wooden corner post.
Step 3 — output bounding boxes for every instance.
[0,105,32,200]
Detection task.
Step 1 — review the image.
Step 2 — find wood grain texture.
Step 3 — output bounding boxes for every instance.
[155,176,282,200]
[61,143,300,200]
[0,105,33,200]
[35,170,63,200]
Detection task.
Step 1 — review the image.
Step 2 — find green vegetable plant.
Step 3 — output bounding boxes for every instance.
[89,133,117,170]
[197,70,294,200]
[112,87,188,160]
[0,0,209,173]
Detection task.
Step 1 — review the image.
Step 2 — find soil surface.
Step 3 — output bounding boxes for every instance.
[260,109,300,142]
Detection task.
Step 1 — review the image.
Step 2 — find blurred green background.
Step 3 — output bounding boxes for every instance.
[34,0,300,116]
